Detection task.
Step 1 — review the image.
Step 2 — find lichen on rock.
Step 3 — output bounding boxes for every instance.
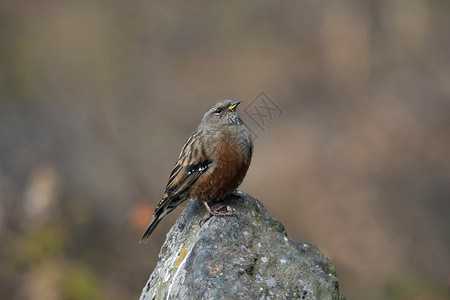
[140,192,346,300]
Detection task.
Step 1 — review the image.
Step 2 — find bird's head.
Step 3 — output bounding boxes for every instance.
[200,99,243,129]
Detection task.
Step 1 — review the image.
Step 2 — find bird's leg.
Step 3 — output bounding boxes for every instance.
[204,201,232,216]
[199,201,232,227]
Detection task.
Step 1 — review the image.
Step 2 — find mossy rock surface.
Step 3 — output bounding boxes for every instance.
[140,192,346,300]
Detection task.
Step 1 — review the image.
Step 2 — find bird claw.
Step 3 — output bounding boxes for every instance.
[211,205,232,216]
[199,205,233,227]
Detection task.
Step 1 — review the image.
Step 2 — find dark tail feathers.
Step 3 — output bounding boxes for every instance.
[139,196,183,243]
[140,216,163,243]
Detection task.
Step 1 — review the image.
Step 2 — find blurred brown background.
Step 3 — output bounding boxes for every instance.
[0,1,449,299]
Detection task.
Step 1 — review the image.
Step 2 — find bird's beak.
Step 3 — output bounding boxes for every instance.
[228,101,241,111]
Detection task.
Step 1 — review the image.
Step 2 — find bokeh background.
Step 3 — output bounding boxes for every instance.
[1,1,449,299]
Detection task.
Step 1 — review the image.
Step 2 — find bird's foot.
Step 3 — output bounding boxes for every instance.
[199,202,233,227]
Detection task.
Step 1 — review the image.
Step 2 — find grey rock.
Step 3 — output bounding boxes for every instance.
[140,192,346,300]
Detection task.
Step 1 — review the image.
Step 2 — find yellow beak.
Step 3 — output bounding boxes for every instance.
[228,101,241,111]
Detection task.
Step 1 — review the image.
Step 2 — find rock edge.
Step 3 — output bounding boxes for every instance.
[140,192,346,300]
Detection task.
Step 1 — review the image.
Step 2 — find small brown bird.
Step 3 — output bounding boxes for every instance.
[140,100,253,242]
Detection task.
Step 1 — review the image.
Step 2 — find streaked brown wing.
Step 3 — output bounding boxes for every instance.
[153,132,212,213]
[165,159,211,196]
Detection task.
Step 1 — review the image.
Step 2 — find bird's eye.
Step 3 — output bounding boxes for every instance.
[213,108,222,114]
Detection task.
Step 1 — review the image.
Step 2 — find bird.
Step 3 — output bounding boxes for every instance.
[140,99,253,243]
